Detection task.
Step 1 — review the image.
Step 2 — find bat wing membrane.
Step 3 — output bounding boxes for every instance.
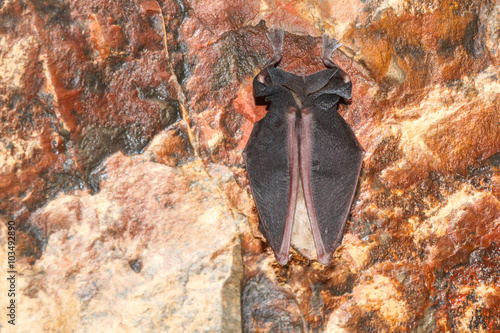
[244,88,300,264]
[300,103,364,264]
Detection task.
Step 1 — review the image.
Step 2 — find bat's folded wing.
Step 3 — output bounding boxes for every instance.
[300,104,364,264]
[244,102,299,264]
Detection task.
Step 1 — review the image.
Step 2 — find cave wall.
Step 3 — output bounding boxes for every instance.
[1,0,500,331]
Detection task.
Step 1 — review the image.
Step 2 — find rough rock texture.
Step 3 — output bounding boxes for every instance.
[1,0,499,332]
[1,152,243,332]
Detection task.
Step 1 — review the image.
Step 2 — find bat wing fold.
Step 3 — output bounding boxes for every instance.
[244,103,299,265]
[300,105,363,264]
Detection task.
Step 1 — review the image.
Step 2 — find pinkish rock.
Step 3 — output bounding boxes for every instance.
[4,151,243,332]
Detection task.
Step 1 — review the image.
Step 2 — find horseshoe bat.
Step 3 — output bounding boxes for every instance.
[243,30,364,265]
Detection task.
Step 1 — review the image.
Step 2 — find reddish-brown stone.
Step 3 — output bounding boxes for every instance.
[146,124,192,167]
[1,0,183,221]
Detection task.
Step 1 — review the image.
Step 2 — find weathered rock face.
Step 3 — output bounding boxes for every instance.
[1,0,499,332]
[1,152,243,331]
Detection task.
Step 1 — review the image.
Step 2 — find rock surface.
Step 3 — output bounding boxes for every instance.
[1,150,243,332]
[1,0,500,332]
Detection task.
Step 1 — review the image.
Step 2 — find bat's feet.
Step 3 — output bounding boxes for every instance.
[265,28,284,67]
[322,34,342,68]
[322,34,350,83]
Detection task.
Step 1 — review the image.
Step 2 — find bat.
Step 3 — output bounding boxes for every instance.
[243,30,364,265]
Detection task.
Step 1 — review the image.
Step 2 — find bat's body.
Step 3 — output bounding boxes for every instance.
[243,31,364,265]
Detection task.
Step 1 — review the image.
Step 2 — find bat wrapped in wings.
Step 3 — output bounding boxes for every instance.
[243,30,364,265]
